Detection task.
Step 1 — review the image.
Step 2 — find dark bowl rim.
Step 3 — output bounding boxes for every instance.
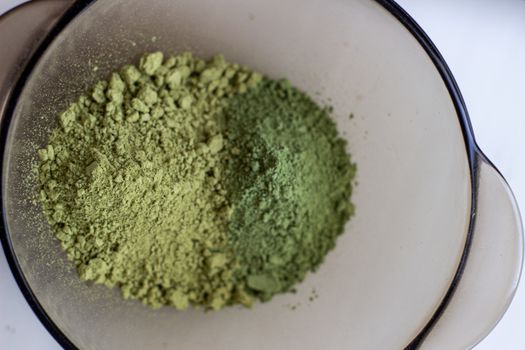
[0,0,482,349]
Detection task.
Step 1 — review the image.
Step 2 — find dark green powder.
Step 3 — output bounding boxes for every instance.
[223,79,355,301]
[37,52,356,310]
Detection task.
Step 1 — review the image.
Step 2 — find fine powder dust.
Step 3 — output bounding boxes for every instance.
[36,52,356,310]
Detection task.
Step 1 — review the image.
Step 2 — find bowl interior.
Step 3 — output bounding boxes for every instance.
[3,0,471,349]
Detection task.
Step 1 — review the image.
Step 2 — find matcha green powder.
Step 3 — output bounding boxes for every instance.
[37,52,356,310]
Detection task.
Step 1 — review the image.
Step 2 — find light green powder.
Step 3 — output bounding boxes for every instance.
[37,52,355,310]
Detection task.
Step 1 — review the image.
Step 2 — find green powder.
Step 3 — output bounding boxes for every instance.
[223,79,355,301]
[37,52,356,310]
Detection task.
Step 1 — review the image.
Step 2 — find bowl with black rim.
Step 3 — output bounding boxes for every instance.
[0,0,522,349]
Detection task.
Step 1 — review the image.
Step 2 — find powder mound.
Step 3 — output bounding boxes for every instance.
[223,79,356,301]
[37,52,356,310]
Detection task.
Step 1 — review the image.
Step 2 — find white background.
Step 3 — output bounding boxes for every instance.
[1,0,524,348]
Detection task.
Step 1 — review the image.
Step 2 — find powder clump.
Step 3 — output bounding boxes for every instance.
[37,52,356,310]
[223,79,355,300]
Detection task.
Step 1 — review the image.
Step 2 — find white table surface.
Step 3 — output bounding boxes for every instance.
[1,0,524,349]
